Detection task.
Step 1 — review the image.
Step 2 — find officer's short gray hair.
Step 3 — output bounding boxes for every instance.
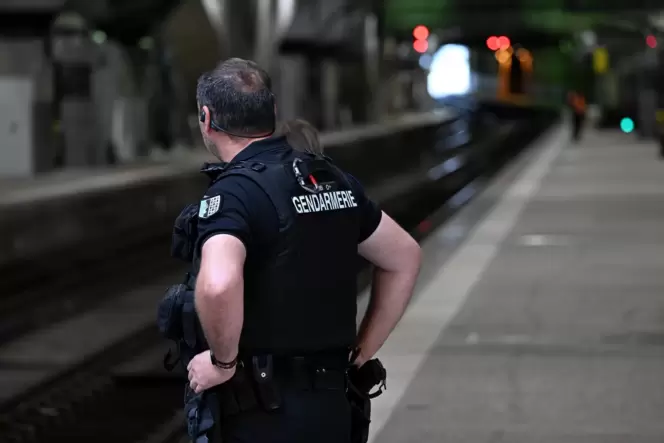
[196,58,274,137]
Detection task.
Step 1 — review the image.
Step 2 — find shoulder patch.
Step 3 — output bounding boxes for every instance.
[198,195,222,219]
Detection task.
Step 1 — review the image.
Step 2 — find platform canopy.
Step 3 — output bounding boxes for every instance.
[384,0,663,46]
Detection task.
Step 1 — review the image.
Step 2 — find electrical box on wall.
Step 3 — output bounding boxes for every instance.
[0,77,36,177]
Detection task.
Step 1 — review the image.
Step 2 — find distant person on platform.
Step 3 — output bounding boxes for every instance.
[568,90,586,142]
[279,118,324,156]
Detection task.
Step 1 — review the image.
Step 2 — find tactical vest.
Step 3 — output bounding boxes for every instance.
[204,149,362,355]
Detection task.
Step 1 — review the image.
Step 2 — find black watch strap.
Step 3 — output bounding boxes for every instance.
[210,352,238,370]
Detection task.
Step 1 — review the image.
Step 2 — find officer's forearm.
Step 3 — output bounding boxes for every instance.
[194,278,244,362]
[355,265,419,365]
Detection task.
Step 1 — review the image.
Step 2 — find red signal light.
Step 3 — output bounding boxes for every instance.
[646,34,657,48]
[498,36,510,49]
[413,25,430,41]
[413,39,429,53]
[487,36,499,50]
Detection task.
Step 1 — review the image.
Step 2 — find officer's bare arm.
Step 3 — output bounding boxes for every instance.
[355,212,422,365]
[194,234,246,363]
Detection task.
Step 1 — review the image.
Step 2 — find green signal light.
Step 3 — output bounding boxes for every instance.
[620,117,634,133]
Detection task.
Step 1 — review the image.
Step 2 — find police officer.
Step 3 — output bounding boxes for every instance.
[185,58,422,443]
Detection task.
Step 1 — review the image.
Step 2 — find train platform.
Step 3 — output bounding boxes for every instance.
[0,152,211,208]
[0,110,454,207]
[364,127,664,442]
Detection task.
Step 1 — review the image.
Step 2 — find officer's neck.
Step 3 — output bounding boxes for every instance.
[217,136,269,163]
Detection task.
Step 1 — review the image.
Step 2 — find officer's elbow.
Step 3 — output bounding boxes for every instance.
[195,273,242,302]
[412,241,423,269]
[359,213,422,274]
[370,238,421,276]
[402,239,422,274]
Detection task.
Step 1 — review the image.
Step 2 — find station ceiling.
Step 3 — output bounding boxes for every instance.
[66,0,181,44]
[60,0,662,50]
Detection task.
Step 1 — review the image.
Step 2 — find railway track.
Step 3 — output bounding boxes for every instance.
[0,234,184,344]
[0,115,556,443]
[0,327,178,443]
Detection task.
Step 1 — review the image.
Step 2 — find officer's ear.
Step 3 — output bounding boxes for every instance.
[200,106,212,134]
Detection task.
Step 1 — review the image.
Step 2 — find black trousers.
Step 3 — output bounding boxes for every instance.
[219,380,352,443]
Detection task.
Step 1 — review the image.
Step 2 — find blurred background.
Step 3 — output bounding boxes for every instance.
[3,0,662,172]
[2,0,664,442]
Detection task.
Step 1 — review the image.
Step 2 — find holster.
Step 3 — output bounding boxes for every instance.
[215,355,284,418]
[346,359,387,443]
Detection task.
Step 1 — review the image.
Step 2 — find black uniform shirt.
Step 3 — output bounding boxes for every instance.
[196,136,382,257]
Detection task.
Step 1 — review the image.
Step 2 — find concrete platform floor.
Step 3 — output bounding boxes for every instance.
[363,127,664,442]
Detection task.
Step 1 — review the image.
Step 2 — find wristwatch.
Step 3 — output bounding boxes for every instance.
[210,352,238,370]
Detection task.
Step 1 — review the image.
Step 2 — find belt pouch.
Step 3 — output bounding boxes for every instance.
[252,355,282,411]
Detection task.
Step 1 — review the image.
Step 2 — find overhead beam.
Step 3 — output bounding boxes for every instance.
[385,0,660,36]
